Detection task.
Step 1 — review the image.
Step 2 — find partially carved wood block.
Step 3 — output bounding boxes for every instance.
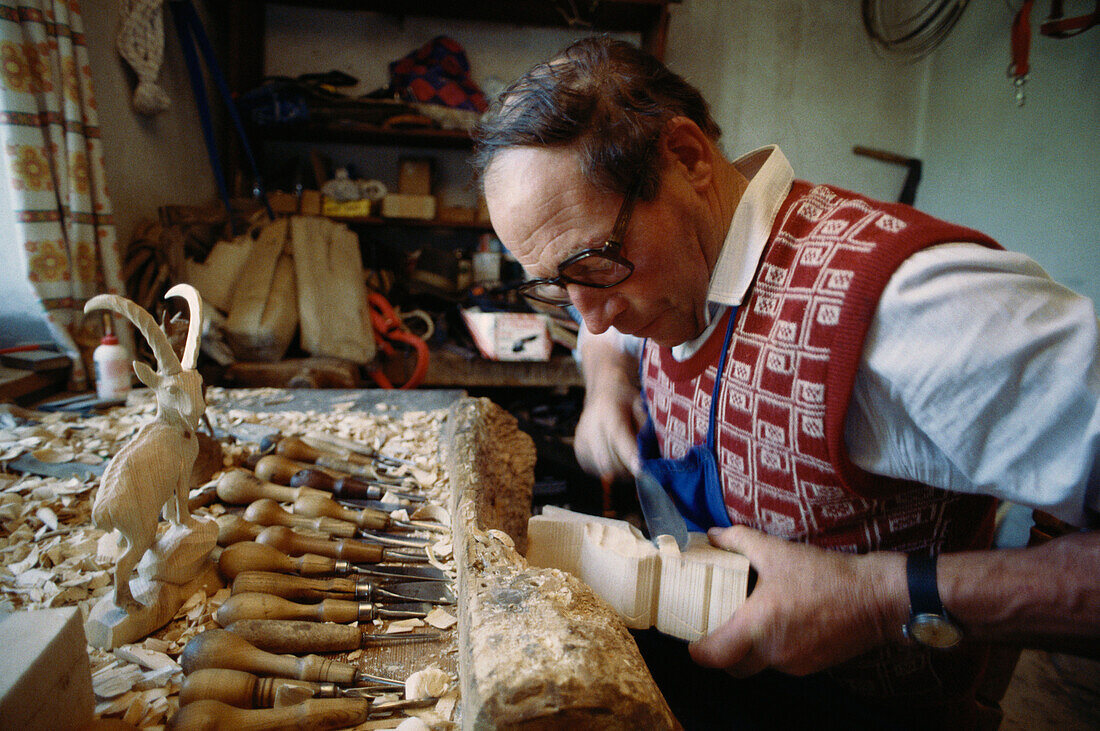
[527,506,751,642]
[446,398,679,729]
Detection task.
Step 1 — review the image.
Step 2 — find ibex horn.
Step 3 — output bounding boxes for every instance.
[165,283,203,371]
[85,294,182,375]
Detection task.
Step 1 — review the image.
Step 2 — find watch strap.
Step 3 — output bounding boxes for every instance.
[907,552,944,616]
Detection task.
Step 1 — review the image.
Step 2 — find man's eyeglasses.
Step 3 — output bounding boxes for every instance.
[514,179,640,307]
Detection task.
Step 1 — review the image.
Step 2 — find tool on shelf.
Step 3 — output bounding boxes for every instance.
[293,494,444,533]
[168,697,370,731]
[216,468,328,505]
[244,498,357,537]
[179,667,416,708]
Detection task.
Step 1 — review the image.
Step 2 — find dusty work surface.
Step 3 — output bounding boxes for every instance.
[2,388,675,729]
[0,387,467,727]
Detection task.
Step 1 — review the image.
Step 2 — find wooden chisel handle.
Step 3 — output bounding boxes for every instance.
[179,667,330,708]
[168,697,369,731]
[215,592,372,625]
[225,619,363,654]
[293,494,389,531]
[218,541,343,579]
[217,468,327,504]
[231,570,360,601]
[254,454,321,486]
[276,436,372,467]
[256,525,384,563]
[180,629,357,684]
[244,498,356,537]
[216,515,263,546]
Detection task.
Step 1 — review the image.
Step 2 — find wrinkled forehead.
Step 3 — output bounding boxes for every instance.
[484,147,617,272]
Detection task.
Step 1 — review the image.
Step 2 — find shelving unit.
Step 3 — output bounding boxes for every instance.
[211,1,677,389]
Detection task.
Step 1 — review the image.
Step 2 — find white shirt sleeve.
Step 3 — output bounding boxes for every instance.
[845,243,1100,527]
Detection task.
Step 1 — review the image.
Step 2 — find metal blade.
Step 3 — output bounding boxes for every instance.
[352,564,450,582]
[378,581,455,605]
[635,469,689,550]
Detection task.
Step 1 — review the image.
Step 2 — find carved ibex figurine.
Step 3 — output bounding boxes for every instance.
[85,284,205,610]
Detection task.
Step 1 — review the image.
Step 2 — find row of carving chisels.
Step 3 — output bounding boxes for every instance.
[169,433,455,730]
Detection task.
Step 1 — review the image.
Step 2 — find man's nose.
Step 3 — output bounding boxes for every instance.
[569,285,626,335]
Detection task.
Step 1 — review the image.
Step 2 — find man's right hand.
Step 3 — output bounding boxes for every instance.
[574,386,645,480]
[573,326,646,481]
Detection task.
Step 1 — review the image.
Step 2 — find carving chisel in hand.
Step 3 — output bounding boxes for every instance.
[230,570,455,604]
[217,541,450,581]
[215,592,431,625]
[222,619,443,654]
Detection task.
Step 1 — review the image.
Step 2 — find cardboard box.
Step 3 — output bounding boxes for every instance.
[322,197,374,218]
[461,309,552,361]
[398,157,434,195]
[382,193,436,220]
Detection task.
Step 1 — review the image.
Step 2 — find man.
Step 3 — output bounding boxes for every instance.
[475,37,1098,727]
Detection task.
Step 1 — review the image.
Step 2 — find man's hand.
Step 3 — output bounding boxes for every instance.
[574,387,645,480]
[689,526,909,677]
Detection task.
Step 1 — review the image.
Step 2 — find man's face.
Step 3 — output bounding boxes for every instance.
[484,146,713,348]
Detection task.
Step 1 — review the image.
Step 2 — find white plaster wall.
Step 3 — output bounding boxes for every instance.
[84,4,218,255]
[918,2,1100,302]
[666,0,929,204]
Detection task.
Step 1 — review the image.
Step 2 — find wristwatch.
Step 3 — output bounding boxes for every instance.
[902,553,962,649]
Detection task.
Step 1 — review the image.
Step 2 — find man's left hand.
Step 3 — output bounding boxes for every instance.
[688,526,909,677]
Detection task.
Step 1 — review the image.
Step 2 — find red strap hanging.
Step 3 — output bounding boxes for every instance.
[1008,0,1035,105]
[365,292,429,390]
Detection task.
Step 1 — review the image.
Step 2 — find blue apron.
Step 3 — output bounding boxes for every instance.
[636,309,738,533]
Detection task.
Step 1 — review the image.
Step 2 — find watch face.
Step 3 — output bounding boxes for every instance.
[908,613,963,649]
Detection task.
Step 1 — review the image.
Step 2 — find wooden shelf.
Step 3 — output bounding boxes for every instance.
[328,215,493,231]
[414,348,582,388]
[259,121,474,150]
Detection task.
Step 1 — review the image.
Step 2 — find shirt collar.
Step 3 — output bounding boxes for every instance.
[668,145,793,361]
[707,145,794,307]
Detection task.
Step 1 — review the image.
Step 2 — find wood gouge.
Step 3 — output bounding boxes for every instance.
[223,619,443,654]
[301,432,413,468]
[216,468,328,505]
[217,541,449,581]
[167,697,369,731]
[256,525,428,563]
[181,629,362,683]
[230,570,455,604]
[289,467,426,503]
[214,592,431,625]
[244,498,356,538]
[180,668,411,708]
[216,514,264,546]
[292,494,445,533]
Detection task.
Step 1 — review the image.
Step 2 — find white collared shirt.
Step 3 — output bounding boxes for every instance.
[589,145,1100,527]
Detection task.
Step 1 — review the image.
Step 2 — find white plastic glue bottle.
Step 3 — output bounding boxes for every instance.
[92,333,132,400]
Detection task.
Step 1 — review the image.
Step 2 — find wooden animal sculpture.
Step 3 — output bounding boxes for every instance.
[85,284,206,610]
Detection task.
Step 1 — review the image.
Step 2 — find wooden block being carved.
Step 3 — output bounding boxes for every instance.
[445,398,678,729]
[527,506,750,641]
[0,607,94,730]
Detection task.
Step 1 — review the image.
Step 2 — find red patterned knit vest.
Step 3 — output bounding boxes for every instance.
[642,181,1003,715]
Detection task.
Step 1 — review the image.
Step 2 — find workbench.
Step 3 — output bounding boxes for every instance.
[0,387,674,729]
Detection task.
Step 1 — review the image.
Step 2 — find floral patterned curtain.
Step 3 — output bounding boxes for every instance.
[0,0,127,388]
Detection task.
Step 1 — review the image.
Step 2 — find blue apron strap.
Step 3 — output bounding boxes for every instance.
[169,0,273,220]
[706,309,738,451]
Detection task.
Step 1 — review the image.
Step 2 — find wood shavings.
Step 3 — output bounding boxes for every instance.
[384,617,426,634]
[425,607,457,630]
[404,666,451,700]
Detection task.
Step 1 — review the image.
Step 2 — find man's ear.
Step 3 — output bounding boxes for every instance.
[661,117,713,192]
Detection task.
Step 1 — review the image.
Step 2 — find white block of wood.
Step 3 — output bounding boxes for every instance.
[527,506,750,641]
[0,607,95,730]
